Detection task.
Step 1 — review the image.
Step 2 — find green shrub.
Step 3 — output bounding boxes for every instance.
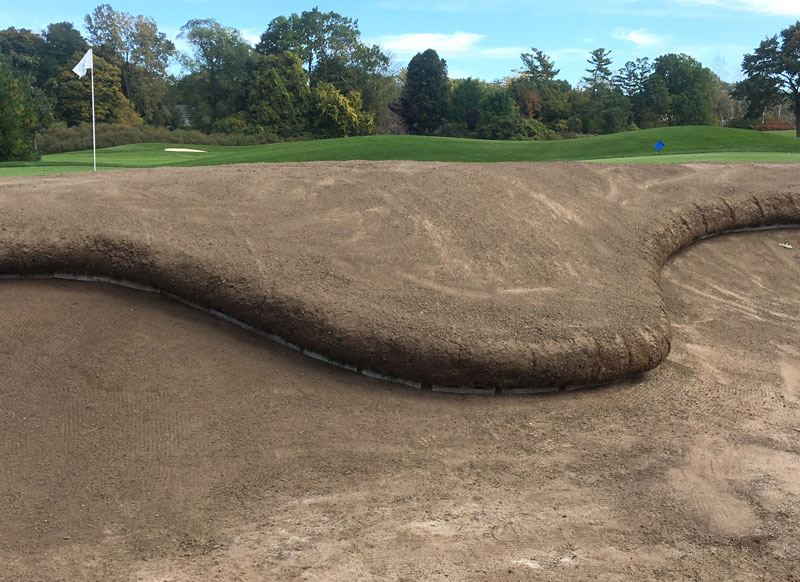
[726,116,759,130]
[36,122,282,154]
[436,121,471,138]
[0,60,40,161]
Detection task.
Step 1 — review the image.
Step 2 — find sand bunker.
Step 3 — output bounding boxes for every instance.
[0,161,798,390]
[2,229,799,580]
[163,147,207,153]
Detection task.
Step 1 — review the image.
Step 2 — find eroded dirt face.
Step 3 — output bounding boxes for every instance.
[1,162,799,389]
[1,229,798,581]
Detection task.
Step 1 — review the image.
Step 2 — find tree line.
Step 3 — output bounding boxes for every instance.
[394,34,799,140]
[1,5,798,162]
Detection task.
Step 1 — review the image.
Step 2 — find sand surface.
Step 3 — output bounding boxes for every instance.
[1,162,799,389]
[1,227,798,581]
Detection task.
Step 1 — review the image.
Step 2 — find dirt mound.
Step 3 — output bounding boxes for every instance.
[1,162,798,389]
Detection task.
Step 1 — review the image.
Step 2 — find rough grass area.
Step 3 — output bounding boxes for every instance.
[2,126,799,177]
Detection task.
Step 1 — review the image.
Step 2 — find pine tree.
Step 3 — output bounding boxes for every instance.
[583,48,612,93]
[518,48,559,86]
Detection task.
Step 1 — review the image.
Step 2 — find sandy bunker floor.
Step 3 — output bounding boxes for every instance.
[1,212,799,577]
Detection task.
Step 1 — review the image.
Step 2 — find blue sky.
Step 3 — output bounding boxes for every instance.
[2,0,799,84]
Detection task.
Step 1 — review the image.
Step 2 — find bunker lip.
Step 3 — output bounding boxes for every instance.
[1,161,798,390]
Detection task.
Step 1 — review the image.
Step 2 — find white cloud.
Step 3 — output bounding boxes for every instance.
[548,48,589,61]
[375,32,524,60]
[376,32,485,55]
[240,28,262,47]
[612,27,668,47]
[482,46,528,58]
[377,0,531,13]
[671,0,800,15]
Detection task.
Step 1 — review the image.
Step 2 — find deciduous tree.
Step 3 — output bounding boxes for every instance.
[0,28,46,86]
[179,19,254,127]
[734,21,800,136]
[649,53,717,126]
[248,51,309,135]
[312,43,390,102]
[448,77,487,131]
[507,77,544,120]
[40,23,88,87]
[257,8,362,79]
[310,81,373,137]
[476,86,532,140]
[85,4,175,123]
[0,58,39,160]
[54,51,141,126]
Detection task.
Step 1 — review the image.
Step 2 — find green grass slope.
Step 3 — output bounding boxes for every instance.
[2,126,799,177]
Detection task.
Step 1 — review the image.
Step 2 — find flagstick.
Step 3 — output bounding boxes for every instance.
[90,66,96,172]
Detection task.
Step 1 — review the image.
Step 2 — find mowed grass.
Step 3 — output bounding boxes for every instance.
[1,126,799,177]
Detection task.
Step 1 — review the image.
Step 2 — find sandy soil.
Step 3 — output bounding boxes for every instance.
[1,225,799,581]
[1,162,799,389]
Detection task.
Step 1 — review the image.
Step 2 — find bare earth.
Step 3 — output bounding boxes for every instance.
[1,227,799,581]
[1,162,798,389]
[0,163,799,581]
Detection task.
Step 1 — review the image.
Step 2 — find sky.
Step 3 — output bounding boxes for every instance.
[2,0,799,85]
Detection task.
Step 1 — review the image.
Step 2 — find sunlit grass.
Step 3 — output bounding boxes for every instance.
[1,126,798,177]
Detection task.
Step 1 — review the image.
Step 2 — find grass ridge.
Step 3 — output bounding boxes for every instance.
[2,126,799,177]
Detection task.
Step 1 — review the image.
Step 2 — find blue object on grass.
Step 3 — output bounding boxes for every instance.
[654,140,665,151]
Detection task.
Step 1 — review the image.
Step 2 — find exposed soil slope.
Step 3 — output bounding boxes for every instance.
[1,162,798,388]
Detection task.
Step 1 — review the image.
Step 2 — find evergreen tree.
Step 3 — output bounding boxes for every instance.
[613,58,652,96]
[583,48,612,93]
[518,48,559,86]
[393,49,449,135]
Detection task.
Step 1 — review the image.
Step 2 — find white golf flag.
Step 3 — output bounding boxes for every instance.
[72,48,97,170]
[72,49,93,78]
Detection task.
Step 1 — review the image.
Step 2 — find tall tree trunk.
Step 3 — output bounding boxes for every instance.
[794,94,800,137]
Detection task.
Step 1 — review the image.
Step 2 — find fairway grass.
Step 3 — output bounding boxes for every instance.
[2,126,799,177]
[590,152,800,164]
